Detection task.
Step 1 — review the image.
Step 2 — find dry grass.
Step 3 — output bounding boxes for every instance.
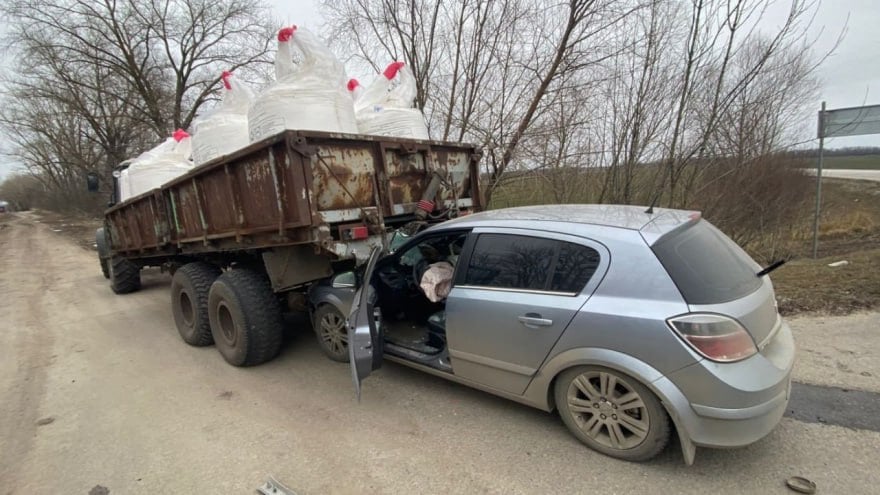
[814,179,880,249]
[820,210,876,238]
[765,178,880,315]
[772,249,880,315]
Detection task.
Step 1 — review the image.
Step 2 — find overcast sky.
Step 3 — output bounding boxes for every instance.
[0,0,877,180]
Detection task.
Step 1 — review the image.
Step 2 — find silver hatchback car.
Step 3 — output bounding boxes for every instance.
[308,205,795,464]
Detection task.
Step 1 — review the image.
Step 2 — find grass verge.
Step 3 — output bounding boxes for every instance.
[773,249,880,315]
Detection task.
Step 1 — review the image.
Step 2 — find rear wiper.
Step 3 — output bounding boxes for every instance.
[756,259,786,277]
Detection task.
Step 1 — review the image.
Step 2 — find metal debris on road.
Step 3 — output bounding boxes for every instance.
[256,476,297,495]
[785,476,817,494]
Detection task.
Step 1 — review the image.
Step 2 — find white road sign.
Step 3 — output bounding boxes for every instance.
[820,104,880,138]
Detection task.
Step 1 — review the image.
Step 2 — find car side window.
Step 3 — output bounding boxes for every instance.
[464,233,600,294]
[550,242,601,293]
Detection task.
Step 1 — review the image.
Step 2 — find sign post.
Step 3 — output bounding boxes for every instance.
[811,102,825,259]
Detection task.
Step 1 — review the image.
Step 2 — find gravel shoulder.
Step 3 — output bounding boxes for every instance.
[788,312,880,393]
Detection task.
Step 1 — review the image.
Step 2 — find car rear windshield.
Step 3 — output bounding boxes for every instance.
[651,221,761,305]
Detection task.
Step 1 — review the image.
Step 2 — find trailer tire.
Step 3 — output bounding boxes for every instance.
[172,262,222,347]
[109,256,141,294]
[208,269,283,367]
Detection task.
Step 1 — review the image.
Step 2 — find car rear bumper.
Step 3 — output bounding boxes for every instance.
[690,386,788,421]
[656,320,795,449]
[685,378,790,447]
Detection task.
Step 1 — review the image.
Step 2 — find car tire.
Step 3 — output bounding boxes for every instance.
[313,304,349,362]
[109,256,141,294]
[208,269,283,367]
[171,262,221,346]
[555,366,670,462]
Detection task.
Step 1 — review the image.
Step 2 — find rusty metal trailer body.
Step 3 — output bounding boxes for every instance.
[96,130,481,367]
[102,130,482,292]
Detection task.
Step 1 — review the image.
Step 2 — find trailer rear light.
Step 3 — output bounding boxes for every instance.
[350,226,369,240]
[666,313,756,362]
[340,225,370,241]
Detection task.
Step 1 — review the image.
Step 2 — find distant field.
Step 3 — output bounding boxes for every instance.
[803,154,880,170]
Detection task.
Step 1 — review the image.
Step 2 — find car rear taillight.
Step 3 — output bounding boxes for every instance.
[666,313,757,362]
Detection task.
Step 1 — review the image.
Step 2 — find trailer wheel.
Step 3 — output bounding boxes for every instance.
[109,256,141,294]
[171,262,222,347]
[208,269,283,367]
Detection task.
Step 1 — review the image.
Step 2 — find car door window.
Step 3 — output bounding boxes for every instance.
[463,233,600,294]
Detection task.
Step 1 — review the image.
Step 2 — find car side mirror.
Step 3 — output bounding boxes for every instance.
[86,172,100,192]
[331,271,357,288]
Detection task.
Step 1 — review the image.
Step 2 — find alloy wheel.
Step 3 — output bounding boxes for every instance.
[319,310,348,357]
[566,370,650,450]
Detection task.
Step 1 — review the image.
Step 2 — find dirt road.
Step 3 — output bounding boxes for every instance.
[2,212,879,494]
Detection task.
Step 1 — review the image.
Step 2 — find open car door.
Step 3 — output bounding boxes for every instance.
[347,246,384,401]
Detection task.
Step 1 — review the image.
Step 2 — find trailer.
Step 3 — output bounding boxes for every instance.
[95,130,482,366]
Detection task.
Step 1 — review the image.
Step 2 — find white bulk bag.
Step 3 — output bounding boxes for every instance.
[248,26,357,142]
[127,130,195,198]
[118,168,132,202]
[191,71,254,165]
[275,26,296,80]
[117,142,173,202]
[347,78,364,102]
[355,62,429,140]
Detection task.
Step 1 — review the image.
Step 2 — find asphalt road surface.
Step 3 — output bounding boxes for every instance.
[809,168,880,182]
[2,212,879,494]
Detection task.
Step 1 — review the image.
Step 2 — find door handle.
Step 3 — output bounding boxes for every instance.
[518,314,553,328]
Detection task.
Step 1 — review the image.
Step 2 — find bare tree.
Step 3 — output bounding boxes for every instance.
[654,0,824,207]
[0,173,45,211]
[3,0,275,134]
[597,0,676,204]
[326,0,829,258]
[0,0,276,212]
[702,35,821,160]
[324,0,637,205]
